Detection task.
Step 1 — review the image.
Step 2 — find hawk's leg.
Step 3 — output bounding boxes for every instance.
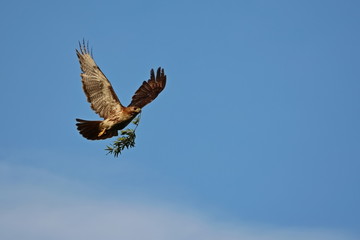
[98,128,106,137]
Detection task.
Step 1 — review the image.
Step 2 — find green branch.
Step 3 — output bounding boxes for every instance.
[105,115,141,157]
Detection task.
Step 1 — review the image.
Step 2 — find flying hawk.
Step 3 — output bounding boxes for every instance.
[75,41,166,140]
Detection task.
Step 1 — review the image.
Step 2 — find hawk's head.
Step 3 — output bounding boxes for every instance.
[128,106,142,116]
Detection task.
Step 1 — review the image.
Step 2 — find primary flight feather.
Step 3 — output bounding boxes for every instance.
[75,41,166,140]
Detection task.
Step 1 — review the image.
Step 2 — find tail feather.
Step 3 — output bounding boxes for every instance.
[75,119,118,140]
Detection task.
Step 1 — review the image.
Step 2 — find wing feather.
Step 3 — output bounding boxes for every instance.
[76,41,123,119]
[129,67,167,108]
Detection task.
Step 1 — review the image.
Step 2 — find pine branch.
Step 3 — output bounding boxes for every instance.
[105,115,141,157]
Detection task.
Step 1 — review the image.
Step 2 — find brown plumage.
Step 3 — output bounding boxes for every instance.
[75,41,166,140]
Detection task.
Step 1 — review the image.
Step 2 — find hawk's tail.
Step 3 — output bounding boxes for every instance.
[75,119,118,140]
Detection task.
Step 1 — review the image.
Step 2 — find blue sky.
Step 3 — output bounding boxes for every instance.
[1,0,359,239]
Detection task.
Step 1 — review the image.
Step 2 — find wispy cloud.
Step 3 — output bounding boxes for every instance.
[0,162,356,240]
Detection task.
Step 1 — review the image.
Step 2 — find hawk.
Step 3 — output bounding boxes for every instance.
[75,41,166,140]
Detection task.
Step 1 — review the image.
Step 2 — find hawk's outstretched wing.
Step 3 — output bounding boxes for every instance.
[128,67,166,108]
[76,41,123,119]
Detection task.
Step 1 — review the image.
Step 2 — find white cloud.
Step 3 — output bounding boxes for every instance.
[0,162,357,240]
